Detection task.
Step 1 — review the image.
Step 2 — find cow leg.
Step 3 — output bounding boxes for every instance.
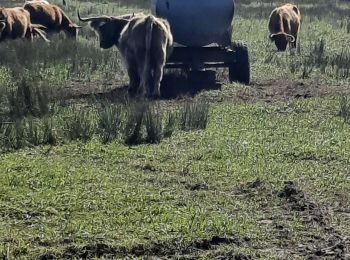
[137,64,147,97]
[151,47,166,98]
[25,28,34,41]
[127,66,140,97]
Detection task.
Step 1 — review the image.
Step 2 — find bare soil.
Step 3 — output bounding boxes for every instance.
[62,73,349,104]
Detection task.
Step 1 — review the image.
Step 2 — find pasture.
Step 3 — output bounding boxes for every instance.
[0,0,350,258]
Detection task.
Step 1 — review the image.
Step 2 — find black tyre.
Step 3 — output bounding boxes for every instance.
[229,41,250,85]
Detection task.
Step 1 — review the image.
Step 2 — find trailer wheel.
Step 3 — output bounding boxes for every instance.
[229,41,250,85]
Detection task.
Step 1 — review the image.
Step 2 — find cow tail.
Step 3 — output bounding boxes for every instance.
[141,15,154,96]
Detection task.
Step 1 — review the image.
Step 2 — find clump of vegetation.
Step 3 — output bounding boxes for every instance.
[123,102,146,146]
[63,106,97,142]
[42,117,58,146]
[179,101,210,131]
[0,100,210,151]
[1,119,27,150]
[6,77,51,120]
[163,111,178,138]
[339,96,350,123]
[330,48,350,79]
[98,103,125,144]
[144,105,163,144]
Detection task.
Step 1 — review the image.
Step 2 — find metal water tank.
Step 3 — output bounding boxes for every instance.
[151,0,235,47]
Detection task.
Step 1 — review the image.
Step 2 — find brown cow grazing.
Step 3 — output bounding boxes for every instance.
[268,4,301,51]
[23,1,81,38]
[0,7,49,42]
[78,12,173,98]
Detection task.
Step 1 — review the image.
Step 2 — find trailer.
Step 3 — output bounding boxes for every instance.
[152,0,250,85]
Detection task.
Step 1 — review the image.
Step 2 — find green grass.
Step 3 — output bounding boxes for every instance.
[1,97,350,258]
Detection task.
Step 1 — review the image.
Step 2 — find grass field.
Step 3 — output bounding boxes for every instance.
[0,0,350,259]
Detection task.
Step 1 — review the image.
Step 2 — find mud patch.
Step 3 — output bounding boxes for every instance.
[249,79,348,103]
[298,232,350,259]
[193,235,242,250]
[61,83,129,103]
[63,70,221,101]
[42,235,249,259]
[285,152,339,164]
[278,181,331,226]
[62,243,117,259]
[1,209,43,221]
[214,252,252,260]
[185,182,209,191]
[61,75,348,104]
[234,178,273,198]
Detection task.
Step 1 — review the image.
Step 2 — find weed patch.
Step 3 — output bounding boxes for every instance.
[179,101,209,131]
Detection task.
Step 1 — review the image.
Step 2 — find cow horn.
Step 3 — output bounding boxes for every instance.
[269,34,276,39]
[287,34,295,43]
[77,9,109,22]
[0,21,5,31]
[32,28,50,42]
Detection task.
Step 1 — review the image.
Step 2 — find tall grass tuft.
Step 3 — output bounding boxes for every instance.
[2,120,26,150]
[339,96,350,123]
[26,117,42,146]
[6,78,51,119]
[330,48,350,79]
[64,106,96,142]
[179,101,210,131]
[42,117,57,146]
[144,105,163,144]
[163,111,177,138]
[123,102,146,146]
[98,103,124,144]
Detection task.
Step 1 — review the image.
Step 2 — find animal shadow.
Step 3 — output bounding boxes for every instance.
[160,70,222,99]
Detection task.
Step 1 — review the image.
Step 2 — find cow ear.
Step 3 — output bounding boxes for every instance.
[269,34,275,40]
[89,20,107,30]
[97,21,107,28]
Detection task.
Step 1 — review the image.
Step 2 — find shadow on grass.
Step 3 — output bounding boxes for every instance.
[65,70,222,102]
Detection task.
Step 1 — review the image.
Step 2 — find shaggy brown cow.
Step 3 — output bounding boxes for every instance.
[0,7,49,42]
[78,12,173,98]
[23,1,81,38]
[268,4,301,51]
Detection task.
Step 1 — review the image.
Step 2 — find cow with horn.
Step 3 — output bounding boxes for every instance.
[78,11,173,98]
[24,1,81,38]
[0,7,49,42]
[268,4,301,51]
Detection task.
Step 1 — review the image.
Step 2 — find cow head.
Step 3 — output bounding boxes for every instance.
[78,10,129,49]
[269,32,295,51]
[66,23,82,38]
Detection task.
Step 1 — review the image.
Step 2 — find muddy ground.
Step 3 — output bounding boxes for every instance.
[63,70,349,104]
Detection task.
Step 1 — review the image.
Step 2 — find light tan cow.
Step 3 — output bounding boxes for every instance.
[268,4,301,51]
[78,11,173,98]
[0,7,49,42]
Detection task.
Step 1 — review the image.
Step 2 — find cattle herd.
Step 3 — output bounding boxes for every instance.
[0,1,302,98]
